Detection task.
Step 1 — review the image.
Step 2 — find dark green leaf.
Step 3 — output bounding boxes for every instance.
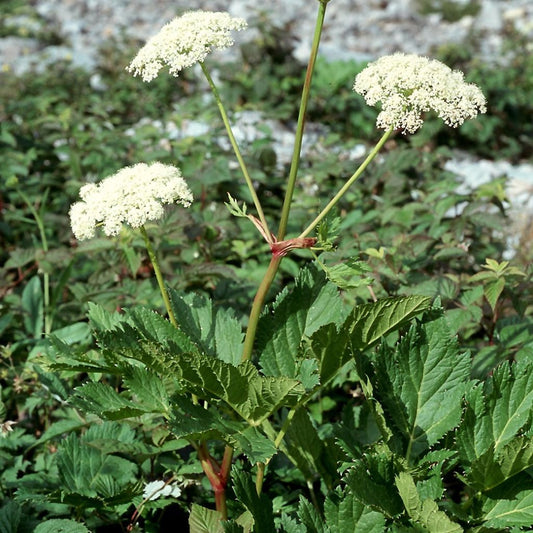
[232,471,275,533]
[22,275,43,338]
[324,489,386,533]
[34,519,90,533]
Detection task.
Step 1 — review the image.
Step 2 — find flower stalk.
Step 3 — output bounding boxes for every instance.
[140,225,178,328]
[201,63,272,242]
[299,127,394,239]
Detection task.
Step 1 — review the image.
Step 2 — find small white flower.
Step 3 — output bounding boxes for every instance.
[127,11,247,82]
[353,53,487,133]
[143,480,182,501]
[69,162,193,240]
[0,420,16,436]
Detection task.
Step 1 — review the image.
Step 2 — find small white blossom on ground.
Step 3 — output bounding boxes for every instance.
[0,420,16,436]
[127,11,247,82]
[353,53,487,133]
[69,162,192,240]
[143,480,182,501]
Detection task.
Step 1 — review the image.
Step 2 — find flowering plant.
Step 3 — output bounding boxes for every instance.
[27,3,533,532]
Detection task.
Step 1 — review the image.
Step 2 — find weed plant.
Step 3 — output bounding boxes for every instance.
[1,2,533,532]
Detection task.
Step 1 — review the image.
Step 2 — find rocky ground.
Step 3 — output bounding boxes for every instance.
[2,0,532,255]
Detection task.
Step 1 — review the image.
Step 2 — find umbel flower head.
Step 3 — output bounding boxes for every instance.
[353,53,487,133]
[127,11,247,82]
[69,162,193,240]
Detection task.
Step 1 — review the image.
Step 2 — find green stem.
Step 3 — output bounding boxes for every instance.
[256,462,266,495]
[298,128,393,239]
[200,63,272,241]
[241,254,282,362]
[277,0,328,241]
[140,225,178,328]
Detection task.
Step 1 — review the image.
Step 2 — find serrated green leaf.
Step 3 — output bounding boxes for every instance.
[258,266,346,378]
[298,497,326,533]
[126,306,199,355]
[468,436,533,492]
[324,489,386,532]
[345,455,404,517]
[365,317,470,461]
[171,396,276,461]
[122,365,170,414]
[0,500,36,533]
[395,472,462,533]
[483,490,533,528]
[484,277,505,312]
[168,290,243,364]
[22,275,43,338]
[34,519,90,533]
[345,295,432,352]
[284,408,338,487]
[189,504,225,533]
[173,354,304,425]
[457,361,533,465]
[72,382,147,420]
[232,471,275,533]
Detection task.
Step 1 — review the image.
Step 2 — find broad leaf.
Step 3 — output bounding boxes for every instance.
[284,408,338,487]
[468,436,533,492]
[395,472,462,532]
[172,354,304,425]
[307,296,432,390]
[324,490,386,532]
[232,471,275,533]
[258,266,346,378]
[483,489,533,528]
[169,398,277,463]
[363,316,470,460]
[345,295,432,352]
[169,290,244,364]
[297,497,326,533]
[34,520,90,533]
[345,452,404,517]
[457,361,533,464]
[189,504,225,533]
[72,382,148,420]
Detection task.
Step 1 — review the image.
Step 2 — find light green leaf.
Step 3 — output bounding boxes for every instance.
[298,497,326,533]
[258,266,345,378]
[168,290,244,364]
[72,382,148,420]
[345,295,432,352]
[170,397,276,462]
[395,472,463,533]
[483,490,533,528]
[484,277,505,312]
[345,454,404,517]
[189,504,225,533]
[34,519,90,533]
[367,317,470,460]
[457,361,533,464]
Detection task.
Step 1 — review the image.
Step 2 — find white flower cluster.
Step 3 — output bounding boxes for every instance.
[69,162,192,240]
[127,11,247,82]
[143,480,182,501]
[353,53,487,134]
